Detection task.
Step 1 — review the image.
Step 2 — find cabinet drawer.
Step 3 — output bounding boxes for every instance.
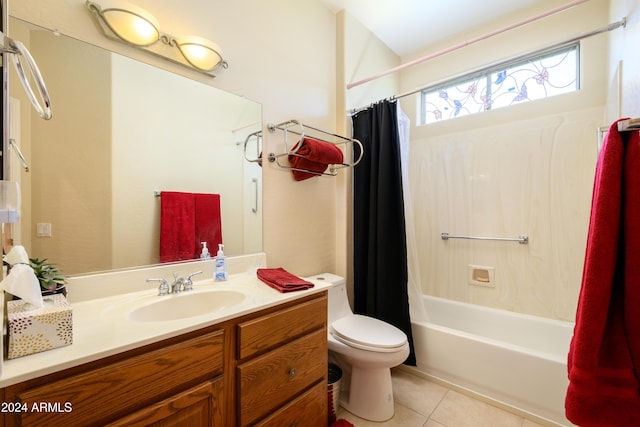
[237,294,327,360]
[255,381,327,427]
[238,329,327,426]
[12,330,224,427]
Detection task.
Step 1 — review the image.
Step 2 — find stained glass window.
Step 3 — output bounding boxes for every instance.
[420,43,579,124]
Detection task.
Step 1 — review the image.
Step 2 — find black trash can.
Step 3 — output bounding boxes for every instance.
[328,363,342,424]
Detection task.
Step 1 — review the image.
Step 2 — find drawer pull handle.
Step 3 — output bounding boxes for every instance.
[288,368,296,378]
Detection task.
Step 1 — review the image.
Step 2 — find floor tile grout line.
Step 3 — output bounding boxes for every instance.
[426,389,451,426]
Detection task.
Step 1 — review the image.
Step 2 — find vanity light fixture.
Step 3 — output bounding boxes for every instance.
[86,0,228,76]
[87,0,160,46]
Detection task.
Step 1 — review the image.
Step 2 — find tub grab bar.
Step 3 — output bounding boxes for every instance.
[441,232,529,244]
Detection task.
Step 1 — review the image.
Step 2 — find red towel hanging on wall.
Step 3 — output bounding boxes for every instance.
[565,119,640,425]
[159,192,196,263]
[194,193,223,258]
[159,192,223,263]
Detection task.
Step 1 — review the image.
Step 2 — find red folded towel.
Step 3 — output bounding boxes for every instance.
[565,119,640,425]
[256,268,314,293]
[288,137,344,181]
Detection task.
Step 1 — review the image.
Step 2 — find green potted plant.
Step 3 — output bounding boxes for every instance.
[29,258,67,297]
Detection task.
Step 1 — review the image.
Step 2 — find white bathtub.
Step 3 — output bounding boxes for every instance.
[411,295,575,426]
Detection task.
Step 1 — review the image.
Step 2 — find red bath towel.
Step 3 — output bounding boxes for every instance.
[256,268,314,293]
[160,192,222,263]
[160,192,196,263]
[288,137,344,181]
[194,193,223,258]
[565,119,640,425]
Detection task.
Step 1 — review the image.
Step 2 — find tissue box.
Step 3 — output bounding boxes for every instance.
[6,294,73,359]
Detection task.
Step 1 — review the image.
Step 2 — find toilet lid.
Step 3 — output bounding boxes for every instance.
[331,314,408,352]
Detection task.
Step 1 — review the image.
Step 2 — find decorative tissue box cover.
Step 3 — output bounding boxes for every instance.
[7,293,73,359]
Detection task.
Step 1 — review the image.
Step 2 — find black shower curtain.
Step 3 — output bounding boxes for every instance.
[352,100,416,366]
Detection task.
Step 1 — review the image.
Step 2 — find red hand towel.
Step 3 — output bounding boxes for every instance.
[160,192,196,263]
[256,268,314,293]
[565,119,640,425]
[193,193,223,258]
[288,137,344,181]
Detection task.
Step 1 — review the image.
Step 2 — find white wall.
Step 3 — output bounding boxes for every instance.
[609,0,640,120]
[396,0,609,321]
[11,0,340,277]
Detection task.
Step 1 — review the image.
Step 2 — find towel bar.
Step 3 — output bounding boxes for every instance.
[266,119,364,177]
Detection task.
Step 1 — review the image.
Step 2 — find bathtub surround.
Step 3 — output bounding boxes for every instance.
[352,99,415,366]
[565,120,640,425]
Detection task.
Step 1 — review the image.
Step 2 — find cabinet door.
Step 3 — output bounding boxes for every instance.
[254,381,327,427]
[7,330,224,427]
[106,379,224,427]
[238,329,327,426]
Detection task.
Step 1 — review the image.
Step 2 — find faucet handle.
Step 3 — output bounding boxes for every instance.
[146,278,170,296]
[183,270,203,291]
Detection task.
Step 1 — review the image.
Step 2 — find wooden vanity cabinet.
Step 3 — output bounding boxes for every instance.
[1,328,227,427]
[0,291,328,427]
[237,294,328,427]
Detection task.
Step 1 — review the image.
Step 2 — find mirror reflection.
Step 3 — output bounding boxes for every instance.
[8,17,263,276]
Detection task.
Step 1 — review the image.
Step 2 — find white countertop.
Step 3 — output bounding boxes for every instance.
[0,265,331,388]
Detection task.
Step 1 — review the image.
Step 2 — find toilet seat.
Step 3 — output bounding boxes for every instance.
[330,314,408,353]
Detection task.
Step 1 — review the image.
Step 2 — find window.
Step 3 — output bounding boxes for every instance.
[420,43,579,124]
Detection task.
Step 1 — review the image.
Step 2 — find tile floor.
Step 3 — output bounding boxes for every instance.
[336,368,551,427]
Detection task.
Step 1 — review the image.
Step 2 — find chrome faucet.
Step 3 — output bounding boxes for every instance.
[183,271,203,291]
[170,273,185,294]
[146,270,203,296]
[146,278,170,296]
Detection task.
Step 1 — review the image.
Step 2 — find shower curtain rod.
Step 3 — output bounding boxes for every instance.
[350,17,626,115]
[346,0,591,90]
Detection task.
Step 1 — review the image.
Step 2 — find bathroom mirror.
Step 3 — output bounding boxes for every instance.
[8,17,263,275]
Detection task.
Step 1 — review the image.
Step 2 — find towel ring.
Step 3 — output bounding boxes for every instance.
[242,130,263,164]
[5,38,52,120]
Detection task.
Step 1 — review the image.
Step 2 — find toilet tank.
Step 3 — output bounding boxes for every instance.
[306,273,352,323]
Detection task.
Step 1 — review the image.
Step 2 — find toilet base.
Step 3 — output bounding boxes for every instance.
[340,365,395,422]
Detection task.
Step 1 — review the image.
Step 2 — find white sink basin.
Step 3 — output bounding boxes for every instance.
[128,290,246,322]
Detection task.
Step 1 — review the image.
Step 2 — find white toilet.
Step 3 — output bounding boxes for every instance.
[309,273,410,422]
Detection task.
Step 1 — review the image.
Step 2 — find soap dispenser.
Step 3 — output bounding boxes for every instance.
[214,244,227,281]
[200,242,211,259]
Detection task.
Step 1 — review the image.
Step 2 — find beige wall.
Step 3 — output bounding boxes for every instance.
[335,10,400,289]
[29,30,113,273]
[12,0,635,318]
[11,0,340,277]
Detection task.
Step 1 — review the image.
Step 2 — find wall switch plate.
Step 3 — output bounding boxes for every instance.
[36,223,52,237]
